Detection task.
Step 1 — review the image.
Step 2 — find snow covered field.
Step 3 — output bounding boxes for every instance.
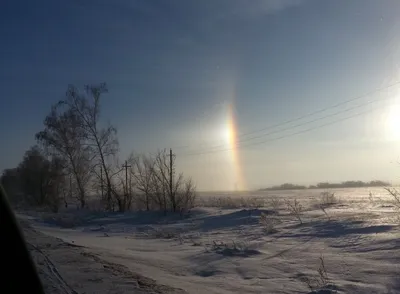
[21,188,400,294]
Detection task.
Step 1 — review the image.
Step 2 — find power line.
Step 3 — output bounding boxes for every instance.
[173,80,400,152]
[183,94,391,154]
[179,96,394,156]
[236,80,400,140]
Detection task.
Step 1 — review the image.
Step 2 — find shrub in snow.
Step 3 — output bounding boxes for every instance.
[205,240,260,257]
[319,191,338,207]
[384,188,400,209]
[300,255,337,293]
[190,239,202,247]
[319,204,330,220]
[285,198,303,224]
[384,188,400,223]
[198,196,264,209]
[269,196,281,213]
[146,227,181,239]
[311,192,338,220]
[259,212,278,234]
[368,191,375,204]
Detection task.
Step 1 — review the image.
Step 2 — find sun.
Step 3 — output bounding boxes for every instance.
[221,123,234,145]
[385,104,400,141]
[227,124,235,143]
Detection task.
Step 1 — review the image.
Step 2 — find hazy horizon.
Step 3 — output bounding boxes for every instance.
[1,0,400,191]
[198,179,397,193]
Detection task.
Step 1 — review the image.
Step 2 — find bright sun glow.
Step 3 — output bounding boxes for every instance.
[226,124,235,144]
[221,123,234,145]
[385,104,400,141]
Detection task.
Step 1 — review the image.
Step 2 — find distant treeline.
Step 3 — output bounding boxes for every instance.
[260,180,390,191]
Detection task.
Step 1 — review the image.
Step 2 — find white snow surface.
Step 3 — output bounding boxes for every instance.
[21,188,400,294]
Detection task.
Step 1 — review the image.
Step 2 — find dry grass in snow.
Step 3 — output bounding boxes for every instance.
[20,187,400,294]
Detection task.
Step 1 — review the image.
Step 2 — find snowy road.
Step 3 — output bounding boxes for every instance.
[20,219,186,294]
[21,188,400,294]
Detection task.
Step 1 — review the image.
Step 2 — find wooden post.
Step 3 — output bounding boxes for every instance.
[169,148,175,211]
[122,161,131,196]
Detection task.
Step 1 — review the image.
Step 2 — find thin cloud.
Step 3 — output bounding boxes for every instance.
[222,0,305,19]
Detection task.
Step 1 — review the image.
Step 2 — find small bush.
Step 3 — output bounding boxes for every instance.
[300,255,335,293]
[188,232,202,246]
[285,198,303,224]
[368,191,375,204]
[269,196,281,212]
[384,188,400,209]
[199,196,264,209]
[146,227,181,239]
[320,191,337,207]
[205,240,260,257]
[259,212,278,234]
[319,204,330,220]
[384,188,400,223]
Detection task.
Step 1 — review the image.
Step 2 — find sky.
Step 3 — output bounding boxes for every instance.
[1,0,400,191]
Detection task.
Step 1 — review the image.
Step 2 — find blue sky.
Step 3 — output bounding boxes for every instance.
[1,0,400,190]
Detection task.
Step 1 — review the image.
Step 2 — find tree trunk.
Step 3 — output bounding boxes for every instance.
[146,193,150,211]
[80,197,86,209]
[69,158,86,209]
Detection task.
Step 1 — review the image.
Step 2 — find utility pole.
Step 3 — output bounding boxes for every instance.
[169,148,175,210]
[129,170,132,195]
[122,160,131,196]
